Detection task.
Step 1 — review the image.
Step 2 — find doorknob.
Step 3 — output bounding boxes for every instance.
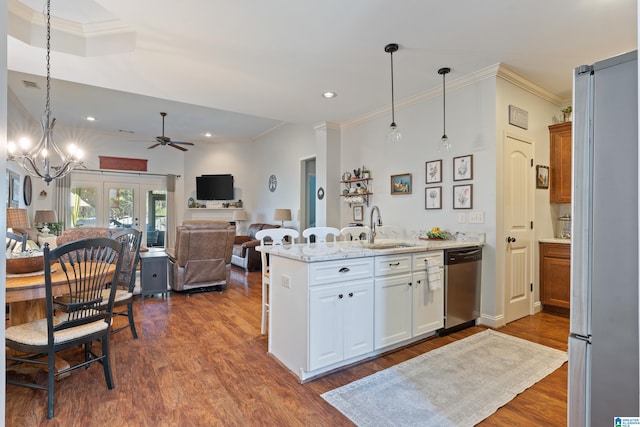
[507,236,517,243]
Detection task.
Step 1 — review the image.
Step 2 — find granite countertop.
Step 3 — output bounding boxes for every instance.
[259,238,484,263]
[539,238,571,244]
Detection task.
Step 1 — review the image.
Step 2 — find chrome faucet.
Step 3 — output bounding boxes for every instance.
[369,205,382,244]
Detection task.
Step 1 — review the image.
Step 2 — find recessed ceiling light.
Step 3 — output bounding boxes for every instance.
[205,132,212,137]
[322,92,337,99]
[85,116,96,121]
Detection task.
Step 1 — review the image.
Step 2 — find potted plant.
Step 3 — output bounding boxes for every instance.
[561,106,572,122]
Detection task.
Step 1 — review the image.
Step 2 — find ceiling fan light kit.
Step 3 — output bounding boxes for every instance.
[147,112,195,151]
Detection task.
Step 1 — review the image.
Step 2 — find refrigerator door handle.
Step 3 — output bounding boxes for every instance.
[570,333,592,344]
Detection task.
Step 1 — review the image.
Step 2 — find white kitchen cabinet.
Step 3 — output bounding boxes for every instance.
[374,252,444,349]
[412,252,444,336]
[309,278,374,371]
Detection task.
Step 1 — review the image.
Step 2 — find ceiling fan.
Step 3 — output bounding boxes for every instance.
[147,112,195,151]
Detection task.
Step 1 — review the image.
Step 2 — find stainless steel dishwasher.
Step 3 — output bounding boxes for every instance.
[441,246,482,334]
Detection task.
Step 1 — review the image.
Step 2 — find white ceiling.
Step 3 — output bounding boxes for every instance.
[6,0,638,147]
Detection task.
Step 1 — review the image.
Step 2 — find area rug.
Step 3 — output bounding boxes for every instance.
[321,329,567,427]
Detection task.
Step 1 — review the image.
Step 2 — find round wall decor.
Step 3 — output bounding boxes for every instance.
[317,187,325,200]
[23,175,32,206]
[268,174,277,192]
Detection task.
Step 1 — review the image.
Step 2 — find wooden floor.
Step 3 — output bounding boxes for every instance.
[5,268,570,426]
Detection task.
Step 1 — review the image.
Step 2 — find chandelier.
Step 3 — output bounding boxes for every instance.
[7,0,83,184]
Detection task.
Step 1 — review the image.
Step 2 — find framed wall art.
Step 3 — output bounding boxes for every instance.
[425,160,442,184]
[453,154,473,181]
[390,173,412,195]
[8,170,20,208]
[536,165,549,189]
[453,184,473,209]
[353,205,364,222]
[425,186,442,210]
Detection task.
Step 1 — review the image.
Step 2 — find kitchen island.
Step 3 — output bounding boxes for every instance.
[260,238,483,382]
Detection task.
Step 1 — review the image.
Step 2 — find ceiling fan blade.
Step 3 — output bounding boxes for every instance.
[171,141,195,146]
[168,143,188,152]
[147,143,161,149]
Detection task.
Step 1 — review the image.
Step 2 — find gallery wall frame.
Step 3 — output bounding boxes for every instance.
[390,173,412,195]
[453,154,473,181]
[453,184,473,209]
[425,160,442,184]
[353,205,364,222]
[425,186,442,210]
[8,170,20,208]
[536,165,549,189]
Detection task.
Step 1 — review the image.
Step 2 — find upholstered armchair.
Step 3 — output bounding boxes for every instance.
[166,221,235,292]
[231,223,280,271]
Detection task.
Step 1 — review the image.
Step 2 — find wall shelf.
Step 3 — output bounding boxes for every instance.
[340,177,372,207]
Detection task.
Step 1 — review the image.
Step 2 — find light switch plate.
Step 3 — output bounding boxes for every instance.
[458,213,466,223]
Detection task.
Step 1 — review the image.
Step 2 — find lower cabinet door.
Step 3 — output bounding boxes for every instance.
[343,280,374,360]
[412,270,444,336]
[309,283,344,371]
[374,273,412,349]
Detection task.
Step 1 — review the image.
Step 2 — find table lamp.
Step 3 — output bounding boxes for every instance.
[232,209,248,234]
[34,210,57,235]
[274,209,291,226]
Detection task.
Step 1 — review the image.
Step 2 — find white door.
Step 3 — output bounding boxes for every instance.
[503,133,534,323]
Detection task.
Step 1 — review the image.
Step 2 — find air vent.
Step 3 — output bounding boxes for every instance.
[22,80,40,89]
[118,129,135,134]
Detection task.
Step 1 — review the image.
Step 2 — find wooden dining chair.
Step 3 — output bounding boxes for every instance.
[340,226,371,241]
[255,228,299,334]
[6,230,27,253]
[5,237,125,419]
[106,229,142,338]
[302,226,340,243]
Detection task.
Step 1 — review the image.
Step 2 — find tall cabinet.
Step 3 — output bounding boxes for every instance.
[549,122,572,203]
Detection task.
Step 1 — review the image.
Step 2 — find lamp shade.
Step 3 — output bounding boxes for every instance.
[274,209,292,222]
[233,210,248,221]
[34,210,57,224]
[6,208,30,229]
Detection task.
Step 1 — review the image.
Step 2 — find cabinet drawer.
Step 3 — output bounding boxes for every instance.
[540,242,570,258]
[374,254,412,276]
[412,251,444,271]
[309,258,374,286]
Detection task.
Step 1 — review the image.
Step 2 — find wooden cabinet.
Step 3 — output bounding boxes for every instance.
[539,242,571,315]
[549,122,572,203]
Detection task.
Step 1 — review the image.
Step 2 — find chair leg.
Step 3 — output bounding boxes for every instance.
[127,302,138,339]
[101,335,115,390]
[261,281,269,335]
[47,351,56,419]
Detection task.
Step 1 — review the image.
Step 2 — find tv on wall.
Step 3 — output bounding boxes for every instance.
[196,174,234,200]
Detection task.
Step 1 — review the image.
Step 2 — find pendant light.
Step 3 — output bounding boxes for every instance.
[385,43,401,143]
[438,67,452,153]
[7,0,84,184]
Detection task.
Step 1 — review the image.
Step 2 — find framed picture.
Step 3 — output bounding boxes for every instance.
[536,165,550,189]
[453,184,473,209]
[425,160,442,184]
[425,186,442,210]
[390,173,412,195]
[8,170,20,208]
[353,205,364,222]
[453,155,473,181]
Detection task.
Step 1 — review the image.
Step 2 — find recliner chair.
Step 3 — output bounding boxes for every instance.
[166,221,235,293]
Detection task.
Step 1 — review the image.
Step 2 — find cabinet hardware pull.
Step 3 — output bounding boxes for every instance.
[348,292,353,297]
[338,294,344,299]
[389,262,400,266]
[339,267,350,273]
[408,282,412,286]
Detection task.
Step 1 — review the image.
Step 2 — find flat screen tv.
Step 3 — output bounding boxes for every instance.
[196,174,234,200]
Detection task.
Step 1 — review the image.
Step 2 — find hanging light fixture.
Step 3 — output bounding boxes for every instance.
[438,67,452,153]
[7,0,83,184]
[385,43,401,143]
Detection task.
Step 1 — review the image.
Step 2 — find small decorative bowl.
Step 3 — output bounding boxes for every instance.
[6,254,45,274]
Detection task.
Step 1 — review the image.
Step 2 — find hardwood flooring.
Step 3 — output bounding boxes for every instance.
[5,268,570,426]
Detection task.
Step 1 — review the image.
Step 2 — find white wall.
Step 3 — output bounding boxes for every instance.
[1,0,8,419]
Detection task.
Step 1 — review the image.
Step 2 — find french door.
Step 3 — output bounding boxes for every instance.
[71,174,166,248]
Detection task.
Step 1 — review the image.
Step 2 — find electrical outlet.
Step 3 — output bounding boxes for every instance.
[281,274,291,288]
[458,213,466,223]
[469,211,485,224]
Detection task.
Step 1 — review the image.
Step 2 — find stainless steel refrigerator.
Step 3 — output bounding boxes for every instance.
[569,50,639,426]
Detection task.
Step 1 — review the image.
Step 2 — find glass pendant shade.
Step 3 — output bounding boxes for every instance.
[385,43,401,143]
[437,67,451,152]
